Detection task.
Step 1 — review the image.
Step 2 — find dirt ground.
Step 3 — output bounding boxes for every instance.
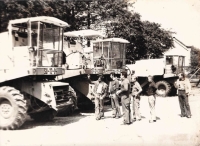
[1,87,200,146]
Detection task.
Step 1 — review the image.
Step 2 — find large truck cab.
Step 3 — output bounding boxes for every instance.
[58,31,130,108]
[0,17,77,130]
[85,38,129,75]
[164,55,185,77]
[10,17,67,76]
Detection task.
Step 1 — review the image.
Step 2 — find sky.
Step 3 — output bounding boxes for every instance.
[128,0,200,49]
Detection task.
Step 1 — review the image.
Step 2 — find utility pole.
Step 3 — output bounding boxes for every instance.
[87,1,91,29]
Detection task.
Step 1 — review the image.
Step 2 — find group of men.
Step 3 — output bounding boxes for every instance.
[92,71,192,125]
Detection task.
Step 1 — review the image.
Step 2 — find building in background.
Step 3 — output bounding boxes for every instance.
[164,37,191,67]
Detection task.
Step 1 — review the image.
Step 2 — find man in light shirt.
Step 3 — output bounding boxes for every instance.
[93,74,108,120]
[174,72,192,118]
[145,75,157,123]
[131,75,142,121]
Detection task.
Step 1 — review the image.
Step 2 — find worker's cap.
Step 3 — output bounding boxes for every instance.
[97,73,104,78]
[131,70,135,75]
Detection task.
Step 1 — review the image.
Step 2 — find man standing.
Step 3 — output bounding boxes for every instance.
[174,73,192,118]
[116,71,131,125]
[109,72,121,119]
[131,75,142,121]
[93,74,108,120]
[145,75,157,123]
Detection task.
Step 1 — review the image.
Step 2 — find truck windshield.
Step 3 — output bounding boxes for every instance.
[93,41,126,69]
[37,23,63,67]
[39,23,62,50]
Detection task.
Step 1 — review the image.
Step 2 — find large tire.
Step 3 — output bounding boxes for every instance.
[0,86,27,130]
[156,81,171,97]
[57,95,77,117]
[29,109,56,122]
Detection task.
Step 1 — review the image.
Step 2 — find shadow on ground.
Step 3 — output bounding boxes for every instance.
[19,109,91,130]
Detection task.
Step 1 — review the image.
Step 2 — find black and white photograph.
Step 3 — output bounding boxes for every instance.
[0,0,200,146]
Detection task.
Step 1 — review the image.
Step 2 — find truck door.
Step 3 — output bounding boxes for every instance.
[177,56,185,73]
[172,56,185,74]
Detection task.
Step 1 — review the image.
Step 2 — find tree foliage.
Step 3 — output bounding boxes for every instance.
[190,46,200,68]
[0,0,174,60]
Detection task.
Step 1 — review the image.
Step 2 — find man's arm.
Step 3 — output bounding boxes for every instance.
[186,78,191,94]
[115,80,119,90]
[101,84,108,99]
[150,82,157,93]
[93,83,98,94]
[116,79,129,95]
[174,79,179,89]
[136,82,142,95]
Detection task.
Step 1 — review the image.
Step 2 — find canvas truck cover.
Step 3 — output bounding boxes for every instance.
[127,58,165,77]
[8,16,69,27]
[64,29,104,38]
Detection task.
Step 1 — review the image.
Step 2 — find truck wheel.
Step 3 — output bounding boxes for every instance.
[29,109,56,121]
[57,95,77,117]
[69,95,77,113]
[156,81,171,97]
[0,86,27,130]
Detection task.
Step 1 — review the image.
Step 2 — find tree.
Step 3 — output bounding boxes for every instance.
[0,0,174,61]
[81,0,174,61]
[190,46,200,70]
[0,0,53,32]
[140,21,174,59]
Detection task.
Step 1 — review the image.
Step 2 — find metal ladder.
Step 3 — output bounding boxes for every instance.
[189,67,200,86]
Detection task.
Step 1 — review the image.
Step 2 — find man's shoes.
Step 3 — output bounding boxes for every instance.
[115,116,121,119]
[96,117,101,120]
[121,122,132,125]
[180,115,186,117]
[100,115,104,119]
[149,120,156,123]
[121,120,132,125]
[187,115,191,118]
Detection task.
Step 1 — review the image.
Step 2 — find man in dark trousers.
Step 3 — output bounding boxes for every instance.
[174,72,192,118]
[116,71,131,125]
[108,72,121,119]
[93,74,108,120]
[145,75,157,123]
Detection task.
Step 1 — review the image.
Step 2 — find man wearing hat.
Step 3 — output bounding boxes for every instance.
[93,74,108,120]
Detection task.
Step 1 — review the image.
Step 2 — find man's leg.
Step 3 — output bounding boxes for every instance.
[113,94,121,118]
[178,91,186,117]
[121,95,131,124]
[132,96,136,120]
[148,95,156,122]
[99,98,104,118]
[183,93,191,118]
[135,95,141,120]
[95,97,100,120]
[111,95,117,117]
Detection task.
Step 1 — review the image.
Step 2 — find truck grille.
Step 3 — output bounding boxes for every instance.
[53,86,70,103]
